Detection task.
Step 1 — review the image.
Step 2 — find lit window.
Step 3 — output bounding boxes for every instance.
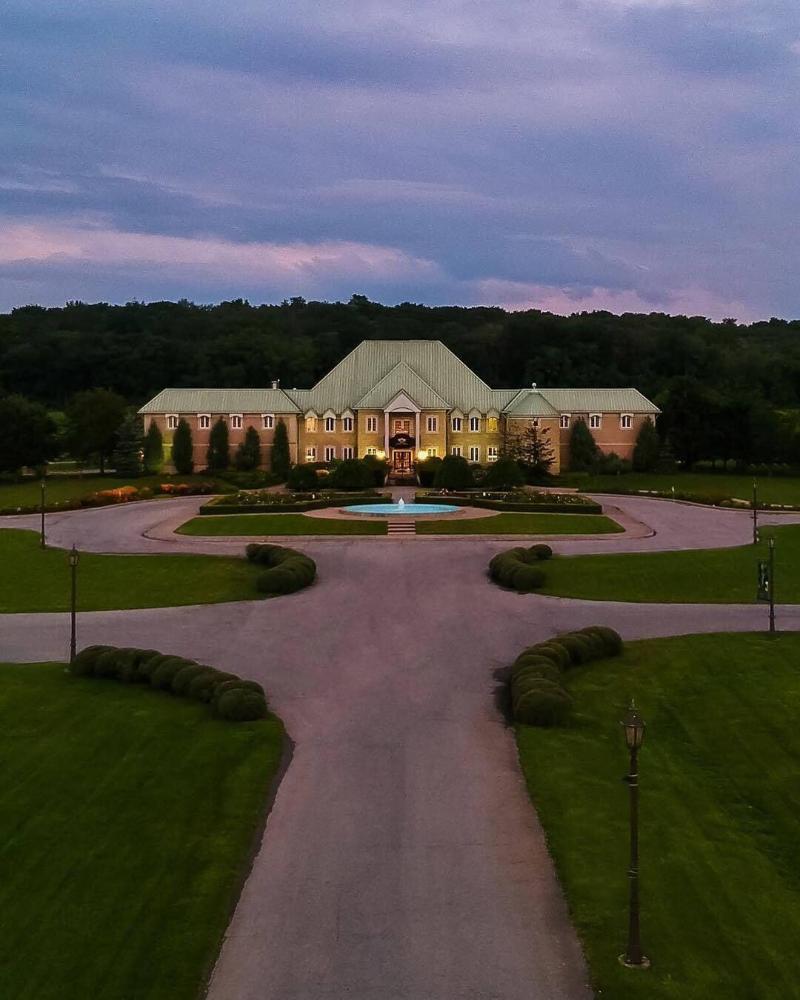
[469,446,480,462]
[342,446,354,459]
[452,446,462,457]
[166,414,179,430]
[324,445,336,461]
[621,414,633,429]
[198,414,210,429]
[428,447,437,457]
[366,416,378,433]
[306,416,317,433]
[324,416,335,432]
[560,414,571,429]
[262,414,274,430]
[366,446,377,456]
[589,413,602,429]
[469,416,480,432]
[487,447,499,462]
[394,418,411,434]
[451,417,462,432]
[305,446,316,462]
[487,416,498,433]
[343,416,354,432]
[426,415,438,433]
[230,414,243,429]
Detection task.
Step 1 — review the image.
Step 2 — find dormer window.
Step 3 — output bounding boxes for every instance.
[487,416,499,433]
[343,416,354,432]
[324,416,336,432]
[469,416,480,432]
[451,416,462,432]
[306,415,318,433]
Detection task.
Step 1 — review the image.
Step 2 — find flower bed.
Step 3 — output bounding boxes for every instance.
[199,490,392,515]
[0,480,219,516]
[415,489,602,515]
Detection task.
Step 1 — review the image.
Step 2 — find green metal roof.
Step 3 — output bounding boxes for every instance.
[535,388,660,414]
[354,361,450,410]
[138,388,299,414]
[502,390,559,417]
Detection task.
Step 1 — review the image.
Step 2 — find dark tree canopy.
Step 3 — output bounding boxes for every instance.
[65,388,127,473]
[112,413,143,476]
[206,418,230,472]
[434,454,474,489]
[633,419,661,472]
[271,418,291,479]
[172,419,194,475]
[143,421,163,473]
[568,419,600,472]
[0,394,58,472]
[234,425,261,471]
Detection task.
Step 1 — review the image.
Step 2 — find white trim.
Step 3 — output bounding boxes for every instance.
[230,413,243,429]
[487,415,499,433]
[426,415,438,433]
[589,413,602,429]
[487,446,499,462]
[261,413,274,430]
[451,445,462,457]
[365,446,378,456]
[324,415,336,432]
[365,415,378,433]
[342,446,354,459]
[620,413,633,429]
[305,415,318,433]
[197,413,211,429]
[384,391,421,413]
[468,415,480,432]
[427,447,438,457]
[560,413,571,429]
[451,416,463,432]
[468,445,480,462]
[166,413,179,430]
[305,446,316,462]
[342,415,354,432]
[322,408,336,419]
[323,445,336,461]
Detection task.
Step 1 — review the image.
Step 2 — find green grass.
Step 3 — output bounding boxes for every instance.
[516,632,800,1000]
[0,661,283,1000]
[178,514,386,535]
[416,512,623,534]
[0,473,231,509]
[0,529,266,610]
[555,471,800,506]
[539,524,797,603]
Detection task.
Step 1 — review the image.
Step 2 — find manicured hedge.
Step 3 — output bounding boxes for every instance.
[245,543,317,594]
[489,543,553,591]
[416,492,602,514]
[508,626,624,727]
[69,645,269,721]
[199,492,392,515]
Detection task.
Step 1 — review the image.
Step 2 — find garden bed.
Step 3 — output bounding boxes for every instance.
[415,489,602,515]
[199,491,392,515]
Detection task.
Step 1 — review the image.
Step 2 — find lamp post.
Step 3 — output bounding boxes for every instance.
[68,545,79,663]
[40,478,46,548]
[752,479,758,545]
[768,536,776,635]
[620,701,649,969]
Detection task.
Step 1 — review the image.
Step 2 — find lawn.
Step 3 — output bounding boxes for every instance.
[555,471,800,506]
[178,514,386,535]
[516,632,800,1000]
[417,512,623,535]
[0,661,283,1000]
[0,473,231,510]
[539,524,797,603]
[0,529,266,611]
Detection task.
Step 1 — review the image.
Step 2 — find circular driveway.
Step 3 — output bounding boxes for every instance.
[2,495,799,1000]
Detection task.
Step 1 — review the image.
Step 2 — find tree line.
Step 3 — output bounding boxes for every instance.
[2,295,800,467]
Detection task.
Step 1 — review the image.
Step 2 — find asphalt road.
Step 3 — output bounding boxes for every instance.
[2,495,799,999]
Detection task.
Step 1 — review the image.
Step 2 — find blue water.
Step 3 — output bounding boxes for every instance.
[341,503,458,517]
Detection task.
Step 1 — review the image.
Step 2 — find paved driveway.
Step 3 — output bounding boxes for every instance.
[2,495,799,999]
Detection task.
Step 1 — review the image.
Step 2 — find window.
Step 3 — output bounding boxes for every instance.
[305,416,318,433]
[366,416,378,433]
[166,414,179,430]
[469,446,480,462]
[342,446,354,459]
[589,413,602,429]
[343,416,354,432]
[469,416,480,432]
[451,446,462,457]
[427,447,437,457]
[324,416,335,432]
[324,445,336,462]
[426,415,438,433]
[487,446,499,462]
[261,414,274,430]
[394,418,411,433]
[621,413,633,429]
[451,417,462,432]
[487,416,499,433]
[305,446,316,462]
[366,446,377,456]
[198,414,210,430]
[560,414,571,430]
[230,414,243,429]
[532,418,540,428]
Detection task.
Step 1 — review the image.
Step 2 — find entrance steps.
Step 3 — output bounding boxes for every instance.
[387,520,416,537]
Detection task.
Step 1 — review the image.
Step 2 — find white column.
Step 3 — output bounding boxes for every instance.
[414,411,420,455]
[384,410,390,457]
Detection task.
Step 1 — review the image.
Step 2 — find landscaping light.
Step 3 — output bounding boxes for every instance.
[68,545,80,569]
[621,700,645,751]
[417,450,427,461]
[377,450,386,459]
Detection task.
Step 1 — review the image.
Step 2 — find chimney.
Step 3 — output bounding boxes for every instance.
[271,379,280,389]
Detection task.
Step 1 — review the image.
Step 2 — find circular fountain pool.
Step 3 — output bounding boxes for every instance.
[341,501,458,517]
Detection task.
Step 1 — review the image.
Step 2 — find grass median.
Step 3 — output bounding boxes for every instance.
[0,661,283,1000]
[416,512,623,535]
[178,514,386,535]
[516,632,800,999]
[0,529,266,610]
[538,524,797,603]
[555,471,800,506]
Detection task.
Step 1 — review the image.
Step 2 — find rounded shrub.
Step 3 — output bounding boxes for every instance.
[212,678,266,708]
[534,642,571,670]
[489,546,549,591]
[509,564,546,591]
[528,543,553,561]
[514,680,573,726]
[556,633,593,666]
[94,649,122,679]
[216,688,269,722]
[512,661,561,690]
[187,668,225,702]
[580,625,623,656]
[511,653,561,678]
[171,663,210,696]
[114,648,143,682]
[136,650,169,680]
[151,656,195,691]
[70,644,112,676]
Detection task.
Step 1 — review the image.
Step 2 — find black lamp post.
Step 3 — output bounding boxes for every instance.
[68,545,79,663]
[40,478,46,548]
[620,701,649,969]
[752,479,758,546]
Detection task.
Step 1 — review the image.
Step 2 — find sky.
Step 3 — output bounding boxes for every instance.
[1,0,799,321]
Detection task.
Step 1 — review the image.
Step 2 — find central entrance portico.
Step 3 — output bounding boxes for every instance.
[383,391,420,472]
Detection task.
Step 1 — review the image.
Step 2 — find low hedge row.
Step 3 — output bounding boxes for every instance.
[415,493,602,514]
[509,626,624,726]
[489,544,553,591]
[199,493,392,515]
[245,543,317,594]
[70,645,269,721]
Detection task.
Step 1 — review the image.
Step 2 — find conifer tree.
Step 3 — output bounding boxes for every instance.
[271,418,291,479]
[568,418,599,472]
[206,417,230,471]
[142,421,163,473]
[633,418,661,472]
[172,418,194,475]
[112,413,143,476]
[235,426,261,470]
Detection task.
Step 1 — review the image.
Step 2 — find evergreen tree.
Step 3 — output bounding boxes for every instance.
[235,426,261,470]
[112,413,143,476]
[172,419,194,475]
[206,417,230,471]
[632,418,661,472]
[143,421,164,473]
[483,455,525,489]
[0,394,58,472]
[65,388,126,473]
[434,454,474,489]
[271,418,291,479]
[568,418,599,472]
[506,423,556,479]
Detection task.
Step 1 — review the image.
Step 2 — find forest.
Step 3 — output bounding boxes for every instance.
[2,294,800,466]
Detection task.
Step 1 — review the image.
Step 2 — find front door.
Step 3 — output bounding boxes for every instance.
[393,449,412,472]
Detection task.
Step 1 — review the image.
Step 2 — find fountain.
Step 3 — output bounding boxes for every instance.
[340,495,458,517]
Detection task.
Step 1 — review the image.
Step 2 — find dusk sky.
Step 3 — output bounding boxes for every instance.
[2,0,799,320]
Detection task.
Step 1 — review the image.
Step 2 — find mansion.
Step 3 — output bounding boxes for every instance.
[139,340,659,475]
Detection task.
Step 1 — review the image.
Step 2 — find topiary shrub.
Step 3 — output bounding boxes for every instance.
[533,642,571,670]
[151,656,196,691]
[70,645,113,676]
[509,563,546,592]
[216,688,269,721]
[113,648,144,683]
[580,625,623,656]
[554,634,592,666]
[211,678,266,709]
[94,648,122,679]
[287,464,319,490]
[512,661,562,690]
[171,663,210,696]
[511,653,561,678]
[187,668,226,703]
[528,543,553,561]
[514,681,573,726]
[246,543,316,594]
